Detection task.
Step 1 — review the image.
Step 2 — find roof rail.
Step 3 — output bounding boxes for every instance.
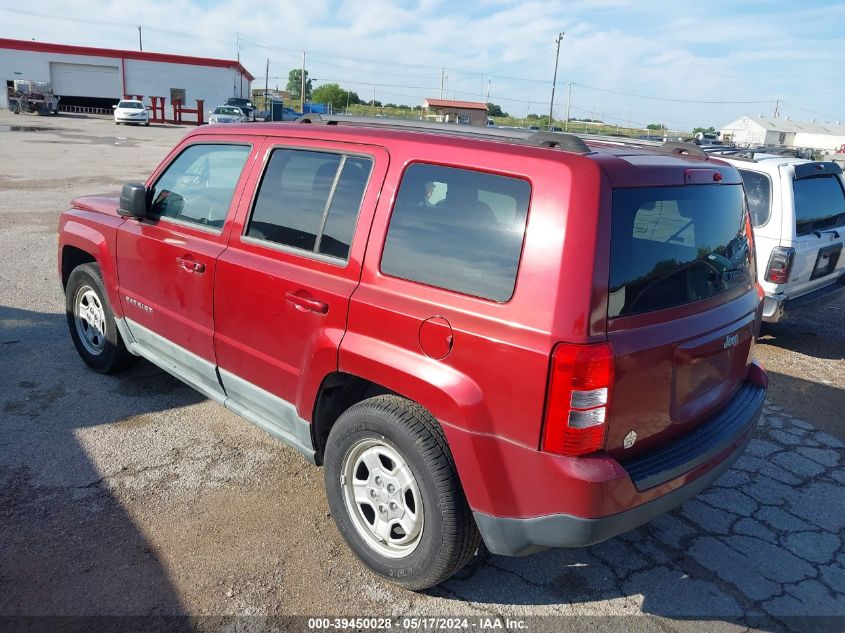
[577,134,708,159]
[295,114,591,154]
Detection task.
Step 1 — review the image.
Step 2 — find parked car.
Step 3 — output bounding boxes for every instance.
[225,97,255,121]
[707,147,845,322]
[208,106,246,124]
[58,117,766,590]
[113,100,149,126]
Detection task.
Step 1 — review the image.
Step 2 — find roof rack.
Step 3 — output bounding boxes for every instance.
[295,114,591,154]
[701,146,807,162]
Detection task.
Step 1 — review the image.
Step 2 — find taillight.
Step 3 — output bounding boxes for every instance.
[541,342,614,457]
[765,247,796,284]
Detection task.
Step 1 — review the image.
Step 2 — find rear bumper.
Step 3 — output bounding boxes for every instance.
[461,375,766,557]
[475,431,751,556]
[762,273,845,322]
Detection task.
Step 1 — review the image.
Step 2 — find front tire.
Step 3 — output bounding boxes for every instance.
[324,395,481,590]
[65,263,136,373]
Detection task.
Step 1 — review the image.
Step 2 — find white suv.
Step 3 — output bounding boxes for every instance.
[708,148,845,322]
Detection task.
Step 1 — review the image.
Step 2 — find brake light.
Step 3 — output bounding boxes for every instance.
[765,247,796,284]
[541,342,614,457]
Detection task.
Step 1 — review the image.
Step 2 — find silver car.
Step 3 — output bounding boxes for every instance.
[208,106,246,124]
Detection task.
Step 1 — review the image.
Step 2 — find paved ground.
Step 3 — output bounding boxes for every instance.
[0,112,843,632]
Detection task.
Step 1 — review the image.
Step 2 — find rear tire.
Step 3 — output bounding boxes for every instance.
[65,263,137,374]
[324,395,481,590]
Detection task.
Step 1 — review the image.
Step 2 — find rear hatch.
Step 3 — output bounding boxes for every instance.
[783,162,845,297]
[603,175,759,461]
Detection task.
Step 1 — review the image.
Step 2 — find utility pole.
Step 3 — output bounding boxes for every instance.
[485,77,491,104]
[548,31,564,130]
[300,51,306,113]
[564,82,572,131]
[773,99,780,118]
[372,84,376,108]
[138,26,143,52]
[440,68,445,99]
[236,32,240,62]
[264,58,269,113]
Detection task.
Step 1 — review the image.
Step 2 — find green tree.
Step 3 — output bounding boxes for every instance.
[486,103,509,117]
[286,69,312,102]
[693,126,716,135]
[647,123,666,130]
[312,83,359,109]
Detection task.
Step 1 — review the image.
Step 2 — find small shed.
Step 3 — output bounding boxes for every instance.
[423,98,488,126]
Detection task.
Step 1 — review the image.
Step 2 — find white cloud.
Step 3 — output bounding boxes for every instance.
[1,0,843,129]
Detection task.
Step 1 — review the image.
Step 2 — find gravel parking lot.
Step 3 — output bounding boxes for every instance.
[0,111,843,632]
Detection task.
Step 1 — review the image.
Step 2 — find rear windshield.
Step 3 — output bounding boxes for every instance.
[793,175,845,236]
[609,185,753,318]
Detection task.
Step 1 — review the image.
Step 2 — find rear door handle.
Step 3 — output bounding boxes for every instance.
[176,256,206,273]
[286,292,329,314]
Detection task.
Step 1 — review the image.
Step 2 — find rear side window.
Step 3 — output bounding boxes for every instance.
[609,185,752,317]
[149,143,251,229]
[793,175,845,236]
[246,149,372,260]
[738,169,771,227]
[380,163,531,302]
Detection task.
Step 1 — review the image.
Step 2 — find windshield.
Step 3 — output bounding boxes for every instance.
[215,107,242,115]
[609,184,753,317]
[118,101,145,109]
[793,175,845,236]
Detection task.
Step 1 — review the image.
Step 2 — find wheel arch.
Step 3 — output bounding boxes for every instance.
[59,218,123,317]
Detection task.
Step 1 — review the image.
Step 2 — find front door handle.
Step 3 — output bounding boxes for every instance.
[286,292,329,314]
[176,256,206,273]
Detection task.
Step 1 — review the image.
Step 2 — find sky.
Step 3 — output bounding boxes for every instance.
[1,0,843,131]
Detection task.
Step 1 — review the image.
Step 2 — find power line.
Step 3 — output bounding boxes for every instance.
[571,82,775,105]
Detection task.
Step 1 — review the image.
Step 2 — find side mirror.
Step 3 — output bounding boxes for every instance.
[112,105,117,109]
[118,182,148,218]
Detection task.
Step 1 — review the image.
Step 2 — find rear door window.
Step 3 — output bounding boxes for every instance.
[738,169,771,227]
[793,175,845,236]
[380,163,531,302]
[609,185,753,317]
[246,149,372,260]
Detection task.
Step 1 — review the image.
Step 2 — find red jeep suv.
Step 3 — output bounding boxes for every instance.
[58,117,767,589]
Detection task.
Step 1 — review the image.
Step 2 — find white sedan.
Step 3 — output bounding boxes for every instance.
[208,106,246,124]
[113,100,150,126]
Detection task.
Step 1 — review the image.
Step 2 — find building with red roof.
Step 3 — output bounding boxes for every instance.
[0,38,254,121]
[423,98,488,127]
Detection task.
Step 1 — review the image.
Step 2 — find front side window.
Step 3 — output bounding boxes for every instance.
[738,169,771,227]
[793,175,845,236]
[609,185,753,317]
[149,144,251,229]
[380,163,531,302]
[246,149,372,260]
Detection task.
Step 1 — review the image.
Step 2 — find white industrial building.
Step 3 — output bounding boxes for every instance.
[720,115,845,153]
[1,38,253,121]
